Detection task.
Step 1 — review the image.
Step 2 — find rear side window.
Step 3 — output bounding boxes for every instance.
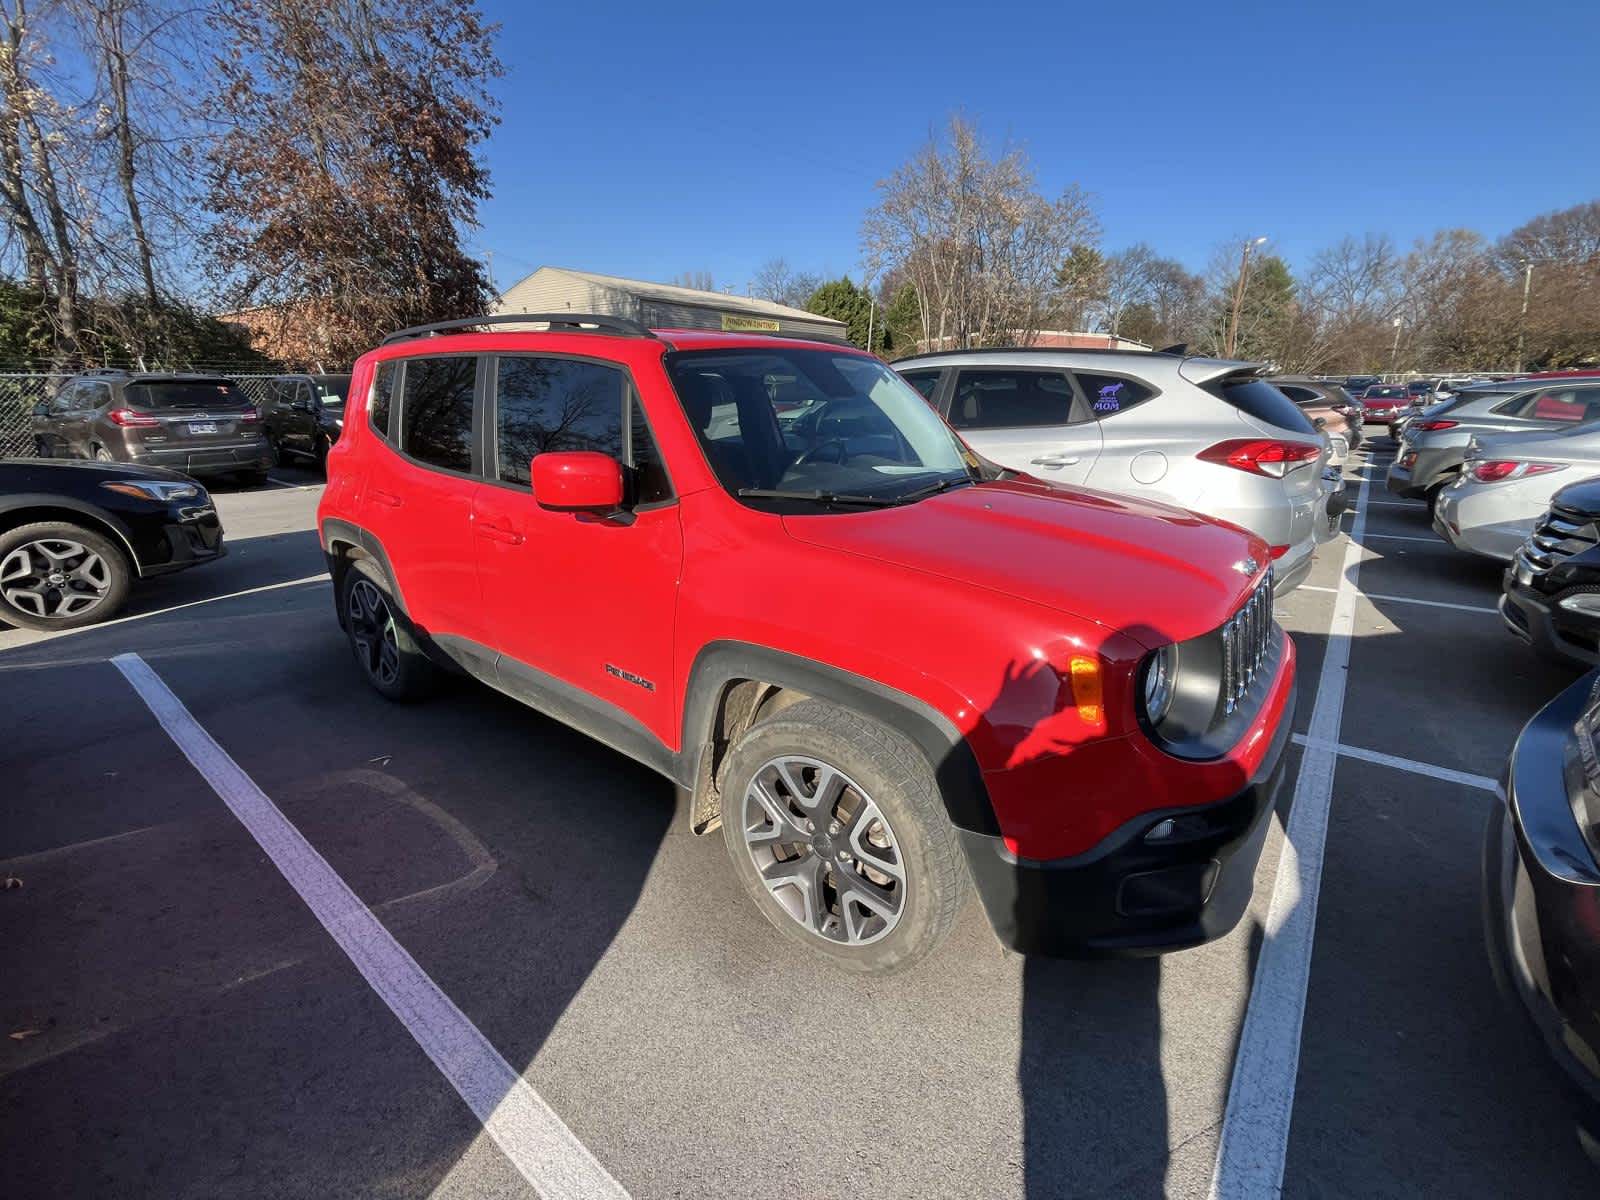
[951,368,1079,429]
[80,382,110,410]
[900,370,941,403]
[124,380,249,410]
[370,363,397,439]
[1503,386,1600,422]
[400,356,476,473]
[494,356,625,486]
[1212,377,1315,433]
[1075,372,1153,419]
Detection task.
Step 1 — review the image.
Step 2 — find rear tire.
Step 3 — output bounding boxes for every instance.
[340,559,437,702]
[92,445,114,462]
[0,521,132,631]
[270,437,289,468]
[718,699,966,975]
[1426,482,1446,516]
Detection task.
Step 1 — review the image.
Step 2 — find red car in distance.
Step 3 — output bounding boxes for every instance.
[1360,384,1413,425]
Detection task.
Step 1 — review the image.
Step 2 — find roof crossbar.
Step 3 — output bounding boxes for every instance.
[380,313,656,346]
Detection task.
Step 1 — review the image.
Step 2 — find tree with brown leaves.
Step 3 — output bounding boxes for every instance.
[204,0,501,362]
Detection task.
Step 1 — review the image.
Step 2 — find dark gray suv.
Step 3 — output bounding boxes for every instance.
[31,370,272,483]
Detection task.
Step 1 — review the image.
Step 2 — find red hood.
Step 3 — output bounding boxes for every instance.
[1363,396,1408,407]
[781,479,1267,648]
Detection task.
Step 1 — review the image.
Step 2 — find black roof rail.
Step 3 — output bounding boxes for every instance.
[1156,343,1189,356]
[379,312,656,346]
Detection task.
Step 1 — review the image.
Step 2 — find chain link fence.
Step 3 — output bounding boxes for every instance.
[0,371,285,458]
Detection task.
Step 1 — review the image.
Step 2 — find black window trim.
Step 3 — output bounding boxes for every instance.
[948,365,1093,432]
[479,350,677,511]
[384,351,485,481]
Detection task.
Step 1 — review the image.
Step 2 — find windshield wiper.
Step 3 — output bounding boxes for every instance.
[894,475,977,504]
[736,488,900,508]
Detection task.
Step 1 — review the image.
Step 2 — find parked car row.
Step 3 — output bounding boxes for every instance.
[27,368,351,481]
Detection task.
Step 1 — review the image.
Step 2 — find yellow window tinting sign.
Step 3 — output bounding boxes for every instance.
[721,314,781,333]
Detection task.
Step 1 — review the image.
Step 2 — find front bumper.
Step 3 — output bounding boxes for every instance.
[959,680,1295,957]
[1501,568,1600,667]
[128,441,272,477]
[1483,672,1600,1116]
[136,506,227,576]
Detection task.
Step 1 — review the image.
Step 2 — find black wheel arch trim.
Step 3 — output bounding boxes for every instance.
[681,641,998,835]
[321,517,411,622]
[0,494,144,576]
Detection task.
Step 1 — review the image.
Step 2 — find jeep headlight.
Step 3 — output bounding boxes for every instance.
[1140,644,1178,725]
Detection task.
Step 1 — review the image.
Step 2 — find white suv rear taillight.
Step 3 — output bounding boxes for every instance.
[1197,439,1322,478]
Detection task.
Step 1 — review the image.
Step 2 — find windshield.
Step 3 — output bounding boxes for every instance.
[1367,386,1407,398]
[124,379,250,410]
[664,347,975,505]
[312,375,351,408]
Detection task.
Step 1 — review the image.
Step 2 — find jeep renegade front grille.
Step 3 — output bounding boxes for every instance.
[1519,504,1599,574]
[1220,572,1274,716]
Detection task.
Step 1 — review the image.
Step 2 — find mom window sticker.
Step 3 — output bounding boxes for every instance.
[1094,380,1125,412]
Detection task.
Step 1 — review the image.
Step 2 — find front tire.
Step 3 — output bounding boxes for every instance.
[340,560,437,701]
[0,521,132,630]
[719,699,966,974]
[93,445,115,463]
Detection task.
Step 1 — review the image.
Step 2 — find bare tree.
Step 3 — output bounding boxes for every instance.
[862,116,1099,349]
[748,257,822,308]
[673,270,716,292]
[1094,244,1157,337]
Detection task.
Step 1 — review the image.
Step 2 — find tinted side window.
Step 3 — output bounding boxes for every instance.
[1075,373,1153,419]
[1214,378,1315,433]
[1277,385,1316,404]
[950,369,1076,429]
[900,370,941,403]
[49,383,78,414]
[399,356,476,472]
[370,362,397,440]
[495,356,624,486]
[80,382,110,410]
[629,396,672,505]
[1509,386,1600,422]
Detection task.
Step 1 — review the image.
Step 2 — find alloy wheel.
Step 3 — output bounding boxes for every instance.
[0,538,114,620]
[347,577,400,686]
[740,755,906,945]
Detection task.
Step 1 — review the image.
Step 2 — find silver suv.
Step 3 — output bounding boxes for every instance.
[895,349,1333,593]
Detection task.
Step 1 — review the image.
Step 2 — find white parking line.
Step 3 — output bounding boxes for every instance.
[1366,500,1419,508]
[1210,433,1373,1197]
[1361,533,1442,544]
[0,574,330,651]
[110,653,628,1200]
[1290,583,1496,615]
[1290,733,1497,792]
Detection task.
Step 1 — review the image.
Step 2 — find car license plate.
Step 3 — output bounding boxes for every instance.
[188,421,218,435]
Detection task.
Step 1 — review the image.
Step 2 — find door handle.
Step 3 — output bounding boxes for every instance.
[1030,455,1080,468]
[369,488,402,508]
[475,520,524,545]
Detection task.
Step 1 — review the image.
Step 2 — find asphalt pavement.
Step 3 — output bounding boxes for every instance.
[1,447,1594,1198]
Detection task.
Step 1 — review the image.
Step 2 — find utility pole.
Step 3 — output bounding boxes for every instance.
[1514,260,1533,373]
[1389,316,1403,375]
[1225,236,1267,358]
[864,276,875,354]
[485,249,496,298]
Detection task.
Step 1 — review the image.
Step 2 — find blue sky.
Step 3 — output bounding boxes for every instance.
[472,0,1600,296]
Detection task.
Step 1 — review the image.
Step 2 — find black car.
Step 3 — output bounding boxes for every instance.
[257,373,351,470]
[1502,478,1600,666]
[0,458,224,630]
[1485,668,1600,1161]
[1345,374,1380,395]
[31,369,271,484]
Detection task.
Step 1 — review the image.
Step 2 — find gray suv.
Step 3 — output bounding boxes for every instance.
[31,370,272,483]
[895,348,1335,593]
[1387,379,1600,508]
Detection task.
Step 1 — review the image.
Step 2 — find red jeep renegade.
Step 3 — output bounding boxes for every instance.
[317,315,1296,973]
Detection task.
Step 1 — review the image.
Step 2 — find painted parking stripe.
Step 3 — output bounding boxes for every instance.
[0,574,330,651]
[1290,583,1496,616]
[111,652,628,1200]
[1361,533,1444,544]
[1209,435,1374,1197]
[1290,733,1497,792]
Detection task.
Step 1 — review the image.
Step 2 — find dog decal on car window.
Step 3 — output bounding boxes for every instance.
[1094,381,1124,413]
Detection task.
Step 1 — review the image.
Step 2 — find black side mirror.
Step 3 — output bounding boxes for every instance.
[1313,416,1327,430]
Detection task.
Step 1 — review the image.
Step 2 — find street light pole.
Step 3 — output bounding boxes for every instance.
[1225,236,1267,358]
[1514,260,1533,373]
[1390,316,1403,375]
